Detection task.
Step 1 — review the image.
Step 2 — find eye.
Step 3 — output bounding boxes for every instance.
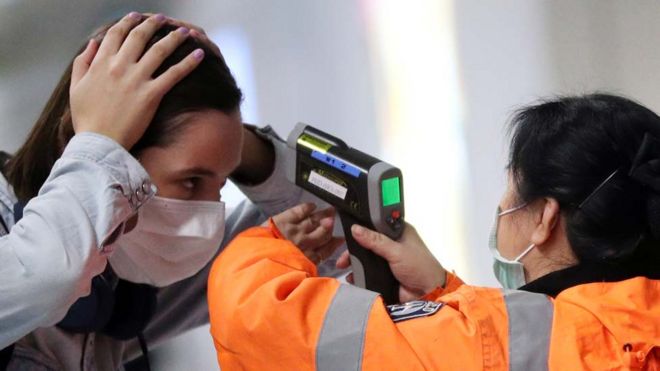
[181,177,200,190]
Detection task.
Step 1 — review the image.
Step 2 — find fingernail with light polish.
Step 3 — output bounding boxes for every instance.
[193,48,205,60]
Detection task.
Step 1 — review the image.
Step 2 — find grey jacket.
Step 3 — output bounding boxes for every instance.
[2,127,344,370]
[0,133,152,350]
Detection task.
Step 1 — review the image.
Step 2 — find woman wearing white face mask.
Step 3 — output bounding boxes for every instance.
[1,14,341,371]
[208,94,660,370]
[0,11,205,369]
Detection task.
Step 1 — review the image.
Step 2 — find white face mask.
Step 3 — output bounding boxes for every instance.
[488,204,535,290]
[109,196,226,287]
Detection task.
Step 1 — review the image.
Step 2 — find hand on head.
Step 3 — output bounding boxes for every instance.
[142,13,222,56]
[70,12,205,149]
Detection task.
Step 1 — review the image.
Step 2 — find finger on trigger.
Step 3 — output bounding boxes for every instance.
[350,224,398,261]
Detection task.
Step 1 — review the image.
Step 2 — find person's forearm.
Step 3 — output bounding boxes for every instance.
[0,133,151,348]
[232,126,305,217]
[208,226,331,368]
[230,126,275,185]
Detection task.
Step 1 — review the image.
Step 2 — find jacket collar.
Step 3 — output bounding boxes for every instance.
[519,252,660,298]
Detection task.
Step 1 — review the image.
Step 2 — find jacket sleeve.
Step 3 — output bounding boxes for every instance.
[208,226,511,371]
[0,133,152,349]
[233,126,303,217]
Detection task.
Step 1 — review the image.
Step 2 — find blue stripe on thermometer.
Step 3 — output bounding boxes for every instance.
[311,150,361,178]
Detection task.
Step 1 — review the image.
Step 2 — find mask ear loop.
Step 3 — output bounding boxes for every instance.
[499,203,528,216]
[497,203,533,262]
[513,243,536,262]
[503,201,558,262]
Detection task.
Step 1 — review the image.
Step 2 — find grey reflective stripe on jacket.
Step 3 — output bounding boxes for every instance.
[502,290,554,371]
[316,284,378,371]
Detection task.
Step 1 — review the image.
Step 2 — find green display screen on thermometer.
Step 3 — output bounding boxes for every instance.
[381,177,401,207]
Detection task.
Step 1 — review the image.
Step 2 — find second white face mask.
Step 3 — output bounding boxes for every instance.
[109,196,226,287]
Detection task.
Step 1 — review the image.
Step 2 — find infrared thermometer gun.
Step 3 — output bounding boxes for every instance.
[285,123,404,304]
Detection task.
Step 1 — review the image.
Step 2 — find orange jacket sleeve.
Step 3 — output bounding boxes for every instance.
[208,226,511,370]
[421,270,465,301]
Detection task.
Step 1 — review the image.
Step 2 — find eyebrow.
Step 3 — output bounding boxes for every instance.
[171,167,218,178]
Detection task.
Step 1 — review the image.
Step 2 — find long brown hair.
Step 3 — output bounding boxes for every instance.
[6,20,243,201]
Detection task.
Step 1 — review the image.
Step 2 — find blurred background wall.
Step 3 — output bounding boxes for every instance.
[2,0,660,369]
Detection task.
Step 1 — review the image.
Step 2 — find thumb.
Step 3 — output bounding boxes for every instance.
[71,39,98,87]
[351,224,399,261]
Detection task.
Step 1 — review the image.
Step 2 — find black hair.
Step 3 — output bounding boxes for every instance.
[508,93,660,263]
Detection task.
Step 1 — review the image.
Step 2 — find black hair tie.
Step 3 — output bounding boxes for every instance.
[628,133,660,239]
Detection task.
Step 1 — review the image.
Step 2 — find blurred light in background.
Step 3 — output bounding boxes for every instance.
[210,27,260,125]
[209,27,255,209]
[361,0,470,276]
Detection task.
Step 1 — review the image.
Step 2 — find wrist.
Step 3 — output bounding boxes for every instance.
[437,265,447,288]
[267,217,287,240]
[75,128,132,150]
[425,264,447,293]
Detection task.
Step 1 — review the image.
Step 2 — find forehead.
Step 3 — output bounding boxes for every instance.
[141,110,243,175]
[170,109,241,143]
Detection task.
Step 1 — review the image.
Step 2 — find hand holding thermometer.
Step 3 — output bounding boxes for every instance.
[285,123,404,304]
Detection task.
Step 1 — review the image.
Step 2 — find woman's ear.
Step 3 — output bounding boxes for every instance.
[530,198,560,246]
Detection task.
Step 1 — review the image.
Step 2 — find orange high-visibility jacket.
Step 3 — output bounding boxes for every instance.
[208,226,660,370]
